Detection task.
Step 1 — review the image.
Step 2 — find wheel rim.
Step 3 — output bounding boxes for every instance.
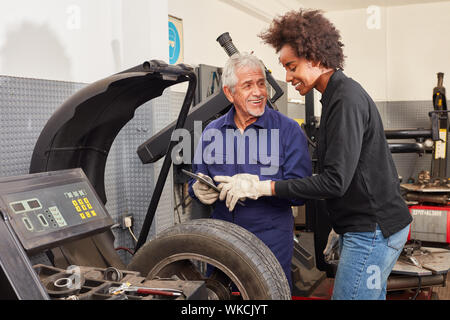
[146,253,251,300]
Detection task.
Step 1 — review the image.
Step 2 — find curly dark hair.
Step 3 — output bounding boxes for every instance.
[259,9,345,69]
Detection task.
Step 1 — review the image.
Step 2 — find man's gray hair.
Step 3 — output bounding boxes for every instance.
[222,52,266,93]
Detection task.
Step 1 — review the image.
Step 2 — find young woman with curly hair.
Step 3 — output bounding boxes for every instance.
[215,9,412,300]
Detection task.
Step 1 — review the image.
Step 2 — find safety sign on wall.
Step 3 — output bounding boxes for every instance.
[169,15,184,65]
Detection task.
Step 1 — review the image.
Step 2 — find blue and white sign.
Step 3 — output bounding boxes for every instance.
[169,16,183,65]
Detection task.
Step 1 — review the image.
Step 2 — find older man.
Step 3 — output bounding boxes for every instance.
[188,52,312,290]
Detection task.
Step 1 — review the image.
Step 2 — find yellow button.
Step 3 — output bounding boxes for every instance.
[91,210,97,217]
[80,213,86,219]
[83,197,90,204]
[72,200,78,206]
[75,206,81,212]
[87,203,92,209]
[78,199,84,206]
[81,205,87,211]
[85,212,91,218]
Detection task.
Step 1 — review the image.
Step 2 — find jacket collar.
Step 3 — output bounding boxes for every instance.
[320,69,346,106]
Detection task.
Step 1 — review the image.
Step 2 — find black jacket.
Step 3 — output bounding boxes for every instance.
[275,70,412,237]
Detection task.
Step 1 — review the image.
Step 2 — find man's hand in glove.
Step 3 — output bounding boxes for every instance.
[323,229,340,263]
[214,174,272,211]
[192,173,219,205]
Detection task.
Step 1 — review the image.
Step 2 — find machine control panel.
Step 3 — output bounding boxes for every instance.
[0,169,113,253]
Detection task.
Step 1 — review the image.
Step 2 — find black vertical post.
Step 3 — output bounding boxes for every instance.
[135,72,197,252]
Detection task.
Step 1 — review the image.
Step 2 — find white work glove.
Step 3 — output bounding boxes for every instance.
[323,229,340,263]
[192,173,219,205]
[214,174,272,211]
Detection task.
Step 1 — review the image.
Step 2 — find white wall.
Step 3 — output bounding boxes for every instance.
[0,0,168,83]
[326,7,389,102]
[1,0,448,101]
[327,1,450,102]
[169,0,450,103]
[386,1,450,101]
[168,0,288,92]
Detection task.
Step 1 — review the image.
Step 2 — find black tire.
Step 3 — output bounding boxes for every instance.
[127,219,291,300]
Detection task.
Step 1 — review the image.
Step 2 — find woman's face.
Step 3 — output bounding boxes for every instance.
[279,44,322,96]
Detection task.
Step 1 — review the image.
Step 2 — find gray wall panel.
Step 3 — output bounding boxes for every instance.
[0,76,180,265]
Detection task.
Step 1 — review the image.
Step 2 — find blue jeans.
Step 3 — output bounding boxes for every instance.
[332,224,410,300]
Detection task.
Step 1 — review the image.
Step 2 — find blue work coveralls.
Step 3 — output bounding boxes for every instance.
[188,105,312,288]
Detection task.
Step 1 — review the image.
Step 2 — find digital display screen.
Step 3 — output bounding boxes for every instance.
[0,169,113,253]
[28,200,41,209]
[12,202,25,212]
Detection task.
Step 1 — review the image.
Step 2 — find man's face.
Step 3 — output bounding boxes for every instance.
[224,66,267,117]
[279,44,321,96]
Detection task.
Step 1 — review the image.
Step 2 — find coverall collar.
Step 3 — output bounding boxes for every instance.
[221,105,270,130]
